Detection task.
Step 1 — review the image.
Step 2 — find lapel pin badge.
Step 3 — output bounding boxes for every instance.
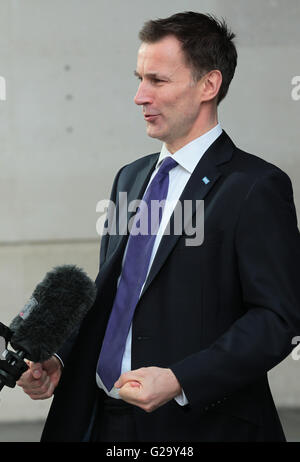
[202,176,210,184]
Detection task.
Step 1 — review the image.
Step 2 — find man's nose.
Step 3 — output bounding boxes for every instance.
[134,81,153,106]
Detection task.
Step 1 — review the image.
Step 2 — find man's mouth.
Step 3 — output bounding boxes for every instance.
[144,114,160,122]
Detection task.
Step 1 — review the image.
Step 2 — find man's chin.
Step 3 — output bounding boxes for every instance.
[146,126,165,141]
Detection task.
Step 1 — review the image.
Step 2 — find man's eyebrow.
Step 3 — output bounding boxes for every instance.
[134,70,169,80]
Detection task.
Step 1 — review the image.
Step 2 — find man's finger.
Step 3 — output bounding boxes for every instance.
[17,363,46,388]
[115,377,141,388]
[115,369,145,388]
[24,375,51,396]
[30,362,43,379]
[118,381,142,402]
[129,381,141,388]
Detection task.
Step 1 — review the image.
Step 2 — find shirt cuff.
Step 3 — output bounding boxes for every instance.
[54,353,64,368]
[174,389,189,406]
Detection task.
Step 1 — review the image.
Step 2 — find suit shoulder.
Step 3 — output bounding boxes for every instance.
[233,147,290,182]
[229,147,294,205]
[110,152,159,186]
[121,152,159,172]
[111,152,159,192]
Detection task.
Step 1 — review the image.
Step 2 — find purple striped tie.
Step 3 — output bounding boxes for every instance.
[97,156,178,391]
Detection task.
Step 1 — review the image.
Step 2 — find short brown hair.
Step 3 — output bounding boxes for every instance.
[139,11,237,104]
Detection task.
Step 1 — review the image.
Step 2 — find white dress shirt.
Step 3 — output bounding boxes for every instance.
[96,123,223,403]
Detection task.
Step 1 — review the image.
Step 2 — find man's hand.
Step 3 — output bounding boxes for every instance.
[114,367,182,412]
[17,355,62,400]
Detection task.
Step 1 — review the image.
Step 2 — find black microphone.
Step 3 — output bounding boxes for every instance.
[9,264,97,362]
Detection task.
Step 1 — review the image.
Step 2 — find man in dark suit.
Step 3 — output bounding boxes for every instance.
[18,12,300,442]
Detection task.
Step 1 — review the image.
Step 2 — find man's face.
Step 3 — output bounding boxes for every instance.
[134,35,205,152]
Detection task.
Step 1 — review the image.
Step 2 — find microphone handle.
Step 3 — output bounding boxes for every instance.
[0,350,28,392]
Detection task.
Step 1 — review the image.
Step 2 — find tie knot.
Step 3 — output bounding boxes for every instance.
[157,156,178,177]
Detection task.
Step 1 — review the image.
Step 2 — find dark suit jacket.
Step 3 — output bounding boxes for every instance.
[41,131,300,442]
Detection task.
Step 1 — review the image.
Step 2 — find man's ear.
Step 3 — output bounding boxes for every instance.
[199,70,222,103]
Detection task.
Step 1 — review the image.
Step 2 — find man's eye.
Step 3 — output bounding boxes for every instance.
[135,76,165,84]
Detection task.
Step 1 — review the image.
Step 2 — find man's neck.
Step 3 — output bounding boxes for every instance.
[166,120,219,154]
[166,105,219,153]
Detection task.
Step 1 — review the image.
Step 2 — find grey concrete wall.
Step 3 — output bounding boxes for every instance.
[0,0,299,423]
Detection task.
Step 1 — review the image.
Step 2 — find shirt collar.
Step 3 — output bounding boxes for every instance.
[156,123,223,174]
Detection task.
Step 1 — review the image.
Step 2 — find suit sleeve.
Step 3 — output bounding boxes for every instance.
[171,168,300,407]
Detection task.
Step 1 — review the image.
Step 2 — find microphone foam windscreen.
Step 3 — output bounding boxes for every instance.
[9,265,97,362]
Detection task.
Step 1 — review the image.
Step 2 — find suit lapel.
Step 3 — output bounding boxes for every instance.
[105,153,159,261]
[127,156,158,211]
[140,131,235,297]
